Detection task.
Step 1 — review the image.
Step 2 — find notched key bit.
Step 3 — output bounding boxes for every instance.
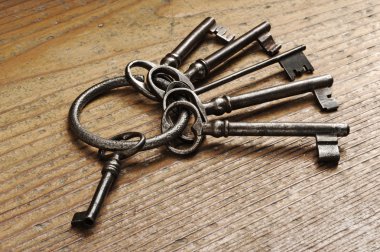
[257,32,281,56]
[209,23,235,42]
[279,46,314,81]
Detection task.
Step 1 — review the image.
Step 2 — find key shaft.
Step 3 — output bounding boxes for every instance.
[185,21,280,82]
[203,120,349,138]
[203,75,335,116]
[161,17,220,68]
[71,154,121,229]
[196,45,307,94]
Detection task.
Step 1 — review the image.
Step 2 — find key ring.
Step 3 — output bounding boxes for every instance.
[161,100,205,155]
[98,131,146,160]
[125,60,158,101]
[146,65,195,100]
[68,76,190,154]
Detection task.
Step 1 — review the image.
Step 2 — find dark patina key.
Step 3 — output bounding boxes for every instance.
[126,17,234,100]
[196,45,314,94]
[161,100,349,162]
[160,17,235,68]
[184,21,281,82]
[71,132,145,229]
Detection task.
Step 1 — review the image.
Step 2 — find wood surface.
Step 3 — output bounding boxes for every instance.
[0,0,379,251]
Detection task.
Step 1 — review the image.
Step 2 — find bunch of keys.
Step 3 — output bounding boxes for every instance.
[68,17,349,229]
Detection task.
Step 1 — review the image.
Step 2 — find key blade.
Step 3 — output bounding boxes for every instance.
[209,24,235,42]
[316,134,340,163]
[279,51,314,81]
[257,33,281,56]
[313,87,339,111]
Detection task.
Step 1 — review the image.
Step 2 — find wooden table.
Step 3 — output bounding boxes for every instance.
[1,0,379,251]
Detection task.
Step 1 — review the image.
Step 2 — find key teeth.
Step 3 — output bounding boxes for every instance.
[316,134,340,163]
[257,33,281,56]
[279,52,314,81]
[313,87,339,111]
[209,24,235,43]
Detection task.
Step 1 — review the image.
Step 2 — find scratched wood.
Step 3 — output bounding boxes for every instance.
[0,0,379,251]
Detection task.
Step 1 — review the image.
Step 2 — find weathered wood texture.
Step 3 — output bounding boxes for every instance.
[0,0,379,251]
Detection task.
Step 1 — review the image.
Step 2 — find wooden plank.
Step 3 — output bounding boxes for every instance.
[0,0,379,251]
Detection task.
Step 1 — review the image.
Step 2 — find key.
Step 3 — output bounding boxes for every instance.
[161,17,235,68]
[71,132,145,229]
[184,21,281,82]
[161,101,349,163]
[203,74,339,114]
[196,45,314,94]
[146,21,281,99]
[163,75,339,119]
[126,17,234,100]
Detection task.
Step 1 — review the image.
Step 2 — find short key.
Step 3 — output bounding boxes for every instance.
[147,21,281,99]
[161,17,235,68]
[126,17,235,100]
[162,101,349,163]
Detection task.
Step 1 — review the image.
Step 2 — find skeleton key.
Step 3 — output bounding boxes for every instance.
[184,21,281,83]
[203,74,339,114]
[161,17,235,68]
[71,132,145,229]
[126,17,234,100]
[196,45,314,94]
[163,75,339,120]
[147,21,281,99]
[161,101,349,163]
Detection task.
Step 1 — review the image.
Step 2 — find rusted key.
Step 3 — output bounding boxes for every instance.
[196,45,314,94]
[126,17,234,100]
[161,100,349,162]
[147,21,281,99]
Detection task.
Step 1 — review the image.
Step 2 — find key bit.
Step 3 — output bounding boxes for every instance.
[279,46,314,81]
[316,134,342,163]
[209,23,235,42]
[313,87,339,111]
[257,33,281,56]
[72,154,121,229]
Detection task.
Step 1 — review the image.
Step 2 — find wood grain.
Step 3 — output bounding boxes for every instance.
[0,0,379,251]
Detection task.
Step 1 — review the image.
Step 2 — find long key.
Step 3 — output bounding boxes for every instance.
[203,120,349,163]
[196,45,313,94]
[184,21,281,82]
[161,101,349,163]
[160,17,235,68]
[163,75,339,119]
[203,74,339,114]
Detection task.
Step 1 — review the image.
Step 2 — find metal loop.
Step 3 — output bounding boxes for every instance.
[68,76,190,154]
[146,65,195,100]
[98,132,146,160]
[161,100,205,155]
[125,60,158,101]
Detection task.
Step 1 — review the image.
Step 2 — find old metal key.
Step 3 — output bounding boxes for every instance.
[71,132,146,229]
[162,101,349,162]
[126,17,234,100]
[147,21,281,100]
[196,45,314,94]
